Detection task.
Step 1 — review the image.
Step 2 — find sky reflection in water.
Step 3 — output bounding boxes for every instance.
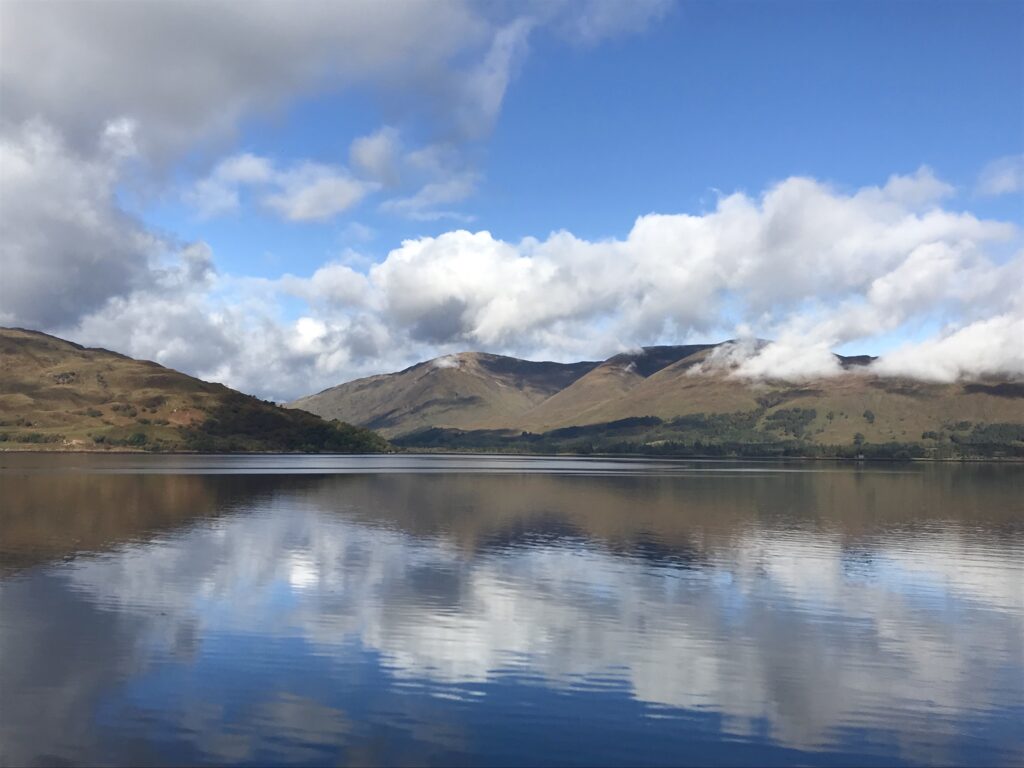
[1,455,1022,767]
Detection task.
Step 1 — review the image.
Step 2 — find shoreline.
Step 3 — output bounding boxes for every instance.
[2,447,1022,464]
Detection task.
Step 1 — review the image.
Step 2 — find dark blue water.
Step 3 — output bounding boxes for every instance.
[1,455,1022,766]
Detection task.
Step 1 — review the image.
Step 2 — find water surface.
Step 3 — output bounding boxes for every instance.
[1,454,1022,766]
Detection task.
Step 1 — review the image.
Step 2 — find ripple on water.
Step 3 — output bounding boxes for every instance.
[1,455,1022,766]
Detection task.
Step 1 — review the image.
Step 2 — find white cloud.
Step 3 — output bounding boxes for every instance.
[264,163,376,222]
[48,168,1020,400]
[0,1,662,226]
[0,120,160,328]
[185,152,276,218]
[0,1,666,160]
[454,19,534,140]
[278,263,373,310]
[359,139,482,221]
[0,0,489,159]
[976,154,1024,197]
[188,136,477,223]
[0,0,700,400]
[216,153,275,184]
[186,154,374,222]
[874,313,1024,381]
[738,341,844,380]
[365,171,1017,358]
[380,171,479,221]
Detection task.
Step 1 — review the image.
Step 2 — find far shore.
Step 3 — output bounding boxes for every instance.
[2,447,1022,464]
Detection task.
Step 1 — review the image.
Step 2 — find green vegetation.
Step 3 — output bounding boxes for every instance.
[0,432,63,444]
[392,409,1024,460]
[764,407,817,437]
[181,394,389,453]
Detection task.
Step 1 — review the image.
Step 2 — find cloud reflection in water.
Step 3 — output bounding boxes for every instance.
[1,463,1022,766]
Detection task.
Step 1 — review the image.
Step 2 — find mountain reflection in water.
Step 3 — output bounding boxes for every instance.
[1,455,1022,767]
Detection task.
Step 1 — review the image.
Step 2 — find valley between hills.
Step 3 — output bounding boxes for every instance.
[2,326,1022,459]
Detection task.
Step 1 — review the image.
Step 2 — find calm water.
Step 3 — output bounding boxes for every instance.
[1,455,1022,767]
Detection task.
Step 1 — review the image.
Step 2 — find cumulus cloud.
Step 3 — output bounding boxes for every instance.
[363,171,1017,357]
[0,0,677,362]
[874,314,1024,381]
[45,168,1021,400]
[0,0,529,335]
[0,120,160,329]
[0,1,667,204]
[1,2,1018,398]
[0,0,488,159]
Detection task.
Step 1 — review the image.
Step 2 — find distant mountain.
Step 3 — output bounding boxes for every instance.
[290,351,601,436]
[289,343,1024,459]
[0,328,387,453]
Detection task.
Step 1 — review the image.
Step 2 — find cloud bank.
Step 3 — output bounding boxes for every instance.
[0,0,490,158]
[4,164,1012,400]
[0,1,1020,400]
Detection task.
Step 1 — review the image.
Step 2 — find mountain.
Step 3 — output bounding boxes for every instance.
[289,343,1024,459]
[290,351,600,436]
[0,328,387,453]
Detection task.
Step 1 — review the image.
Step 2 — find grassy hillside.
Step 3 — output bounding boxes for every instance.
[393,409,1024,460]
[518,345,716,430]
[289,351,599,436]
[0,328,388,453]
[293,342,1024,460]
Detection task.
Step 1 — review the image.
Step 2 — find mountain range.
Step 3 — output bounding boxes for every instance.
[2,328,1021,458]
[289,343,1024,459]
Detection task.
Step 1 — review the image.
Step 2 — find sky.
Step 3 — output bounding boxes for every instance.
[1,0,1022,401]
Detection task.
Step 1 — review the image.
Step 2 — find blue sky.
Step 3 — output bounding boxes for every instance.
[142,0,1023,281]
[2,0,1022,398]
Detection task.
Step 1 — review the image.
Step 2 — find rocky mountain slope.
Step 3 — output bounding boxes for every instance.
[290,343,1024,459]
[0,328,387,453]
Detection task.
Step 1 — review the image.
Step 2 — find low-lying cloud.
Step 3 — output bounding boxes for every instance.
[14,166,1015,401]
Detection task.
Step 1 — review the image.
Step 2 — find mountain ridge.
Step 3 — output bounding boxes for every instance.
[288,343,1024,459]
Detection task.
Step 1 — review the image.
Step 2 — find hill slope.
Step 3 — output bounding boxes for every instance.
[289,352,599,436]
[0,328,387,453]
[291,343,1024,459]
[516,345,717,431]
